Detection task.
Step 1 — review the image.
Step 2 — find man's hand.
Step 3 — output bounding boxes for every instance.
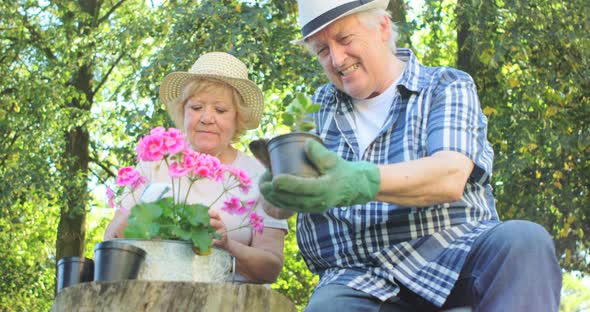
[259,139,381,213]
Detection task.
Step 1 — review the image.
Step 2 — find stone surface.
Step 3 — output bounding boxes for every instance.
[107,239,233,282]
[52,281,296,312]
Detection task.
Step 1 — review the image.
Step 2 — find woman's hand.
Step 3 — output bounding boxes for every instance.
[208,210,230,251]
[208,209,286,283]
[103,209,130,240]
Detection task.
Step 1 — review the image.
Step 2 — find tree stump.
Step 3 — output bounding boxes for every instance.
[51,281,296,312]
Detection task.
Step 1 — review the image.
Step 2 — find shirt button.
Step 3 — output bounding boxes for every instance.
[356,240,362,245]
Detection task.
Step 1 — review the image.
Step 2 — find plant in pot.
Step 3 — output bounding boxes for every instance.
[97,127,264,282]
[249,93,323,177]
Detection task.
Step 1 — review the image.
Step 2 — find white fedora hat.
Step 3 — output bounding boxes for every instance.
[294,0,390,44]
[159,52,264,130]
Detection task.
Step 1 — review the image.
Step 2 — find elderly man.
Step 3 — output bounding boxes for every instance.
[260,0,562,311]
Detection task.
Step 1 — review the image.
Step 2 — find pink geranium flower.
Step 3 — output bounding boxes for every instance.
[248,212,264,234]
[131,175,147,189]
[181,149,200,169]
[226,167,252,193]
[136,134,166,161]
[150,126,166,136]
[192,153,224,181]
[116,167,144,188]
[221,197,248,215]
[106,186,116,208]
[162,128,186,155]
[245,199,256,210]
[169,161,190,178]
[107,126,262,252]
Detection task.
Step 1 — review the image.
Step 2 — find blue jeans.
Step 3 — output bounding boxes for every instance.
[305,220,562,312]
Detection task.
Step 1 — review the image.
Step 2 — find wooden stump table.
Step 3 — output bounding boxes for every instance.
[52,281,296,312]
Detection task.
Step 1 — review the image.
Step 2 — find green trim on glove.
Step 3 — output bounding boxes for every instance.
[259,139,381,213]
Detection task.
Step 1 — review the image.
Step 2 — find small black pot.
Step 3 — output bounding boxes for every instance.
[93,240,146,282]
[266,132,323,177]
[56,257,94,292]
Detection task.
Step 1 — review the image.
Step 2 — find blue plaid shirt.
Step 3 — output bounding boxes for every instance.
[297,49,500,307]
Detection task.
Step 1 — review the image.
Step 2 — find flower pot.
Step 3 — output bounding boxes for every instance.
[56,257,94,292]
[115,239,233,282]
[264,132,323,177]
[93,240,146,282]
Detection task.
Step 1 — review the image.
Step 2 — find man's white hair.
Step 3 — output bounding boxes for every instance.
[357,8,399,52]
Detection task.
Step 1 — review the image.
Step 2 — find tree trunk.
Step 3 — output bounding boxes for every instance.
[456,0,474,74]
[52,281,296,312]
[55,0,99,293]
[388,0,407,26]
[456,1,500,94]
[387,0,411,48]
[56,127,90,261]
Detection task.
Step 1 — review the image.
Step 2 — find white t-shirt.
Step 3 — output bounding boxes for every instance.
[352,80,399,156]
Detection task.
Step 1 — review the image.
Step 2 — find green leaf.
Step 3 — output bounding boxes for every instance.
[123,202,164,239]
[157,197,176,219]
[282,114,295,126]
[124,218,160,239]
[308,103,321,113]
[171,227,191,241]
[190,228,213,252]
[296,93,310,106]
[132,202,163,221]
[180,203,210,226]
[282,93,318,132]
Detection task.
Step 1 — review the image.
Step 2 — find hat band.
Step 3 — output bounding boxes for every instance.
[301,0,373,38]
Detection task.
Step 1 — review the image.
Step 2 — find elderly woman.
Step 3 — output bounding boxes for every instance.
[104,52,288,284]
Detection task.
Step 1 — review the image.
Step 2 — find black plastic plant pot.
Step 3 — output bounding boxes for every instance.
[56,257,94,292]
[267,132,324,177]
[93,240,146,282]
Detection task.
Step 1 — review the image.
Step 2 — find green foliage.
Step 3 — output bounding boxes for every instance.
[281,93,321,132]
[124,198,216,253]
[272,217,318,311]
[135,0,323,141]
[0,201,58,311]
[410,0,458,66]
[83,209,111,260]
[414,0,589,274]
[455,0,590,272]
[560,272,590,312]
[0,0,178,308]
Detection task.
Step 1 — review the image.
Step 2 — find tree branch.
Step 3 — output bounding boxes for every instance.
[88,166,108,186]
[89,154,117,180]
[97,0,127,25]
[0,132,20,169]
[1,87,16,96]
[21,14,56,60]
[92,51,126,96]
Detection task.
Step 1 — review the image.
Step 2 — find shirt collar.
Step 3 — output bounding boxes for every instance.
[394,48,424,94]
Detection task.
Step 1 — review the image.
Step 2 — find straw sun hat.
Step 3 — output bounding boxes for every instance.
[293,0,389,44]
[159,52,264,130]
